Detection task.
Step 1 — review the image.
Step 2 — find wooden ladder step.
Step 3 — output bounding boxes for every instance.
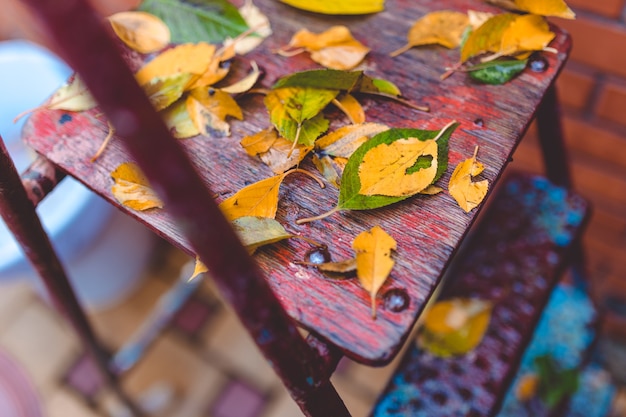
[371,172,590,417]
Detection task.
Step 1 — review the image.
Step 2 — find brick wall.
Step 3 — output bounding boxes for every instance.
[512,1,626,324]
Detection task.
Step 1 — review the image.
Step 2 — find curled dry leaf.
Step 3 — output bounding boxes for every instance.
[282,26,370,70]
[186,88,243,137]
[224,0,272,54]
[259,137,313,174]
[448,146,489,212]
[221,61,261,94]
[312,154,341,188]
[334,94,365,124]
[111,162,164,211]
[48,75,97,112]
[390,10,469,57]
[190,45,236,89]
[353,226,396,319]
[161,99,200,139]
[108,11,170,53]
[418,298,492,357]
[279,0,384,15]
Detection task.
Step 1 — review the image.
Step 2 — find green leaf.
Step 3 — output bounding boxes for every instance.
[139,0,248,44]
[338,124,457,210]
[272,69,400,96]
[534,355,580,407]
[468,59,528,85]
[232,216,292,253]
[275,113,330,146]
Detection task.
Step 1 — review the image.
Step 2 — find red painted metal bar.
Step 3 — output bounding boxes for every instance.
[20,155,66,206]
[0,136,143,416]
[19,0,349,415]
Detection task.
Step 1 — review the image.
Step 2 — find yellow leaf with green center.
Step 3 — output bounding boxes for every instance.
[499,14,555,57]
[135,42,216,86]
[160,99,200,139]
[143,73,193,111]
[111,162,163,211]
[353,226,396,319]
[279,0,384,15]
[514,0,575,19]
[449,147,489,212]
[391,10,469,57]
[265,87,337,145]
[109,11,170,53]
[186,88,243,137]
[285,26,370,70]
[461,13,518,62]
[419,298,492,357]
[358,138,438,196]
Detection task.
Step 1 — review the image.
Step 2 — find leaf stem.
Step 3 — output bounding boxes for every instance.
[296,207,340,224]
[371,295,377,319]
[433,120,458,142]
[389,43,412,58]
[290,234,325,247]
[367,92,429,112]
[274,47,306,57]
[286,168,326,189]
[91,121,115,162]
[287,123,302,158]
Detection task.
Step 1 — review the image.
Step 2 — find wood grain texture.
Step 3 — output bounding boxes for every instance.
[21,0,571,364]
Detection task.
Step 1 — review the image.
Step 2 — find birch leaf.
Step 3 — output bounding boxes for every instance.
[224,0,272,54]
[221,61,260,94]
[232,216,292,253]
[449,147,489,212]
[259,137,313,174]
[499,14,555,57]
[279,0,384,15]
[419,298,492,357]
[353,226,396,319]
[48,75,97,111]
[142,73,193,111]
[111,162,164,211]
[241,127,278,156]
[316,123,389,158]
[334,93,365,124]
[108,11,170,53]
[219,174,285,221]
[284,26,370,70]
[391,11,469,57]
[161,99,200,138]
[139,0,248,44]
[514,0,575,19]
[187,88,243,137]
[135,42,216,86]
[461,13,518,62]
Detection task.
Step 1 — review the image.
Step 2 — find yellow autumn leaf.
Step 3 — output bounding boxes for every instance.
[448,146,489,212]
[419,298,492,357]
[516,0,575,18]
[241,128,279,157]
[48,75,97,111]
[467,10,494,30]
[516,373,540,401]
[108,11,170,53]
[461,12,518,62]
[353,226,396,319]
[190,257,209,281]
[186,88,243,137]
[135,42,216,86]
[334,93,365,124]
[284,26,370,70]
[160,99,200,139]
[190,45,236,89]
[258,137,313,175]
[111,162,163,211]
[315,123,389,158]
[142,73,193,111]
[358,138,438,196]
[390,11,470,57]
[219,174,287,221]
[280,0,384,15]
[499,14,556,57]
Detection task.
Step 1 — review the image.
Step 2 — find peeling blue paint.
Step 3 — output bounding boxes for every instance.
[59,113,72,124]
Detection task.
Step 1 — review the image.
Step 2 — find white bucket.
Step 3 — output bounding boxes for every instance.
[0,40,155,310]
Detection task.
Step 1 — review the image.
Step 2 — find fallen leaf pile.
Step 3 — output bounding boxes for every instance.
[392,0,575,84]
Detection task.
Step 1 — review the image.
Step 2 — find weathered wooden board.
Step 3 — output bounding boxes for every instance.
[21,0,571,364]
